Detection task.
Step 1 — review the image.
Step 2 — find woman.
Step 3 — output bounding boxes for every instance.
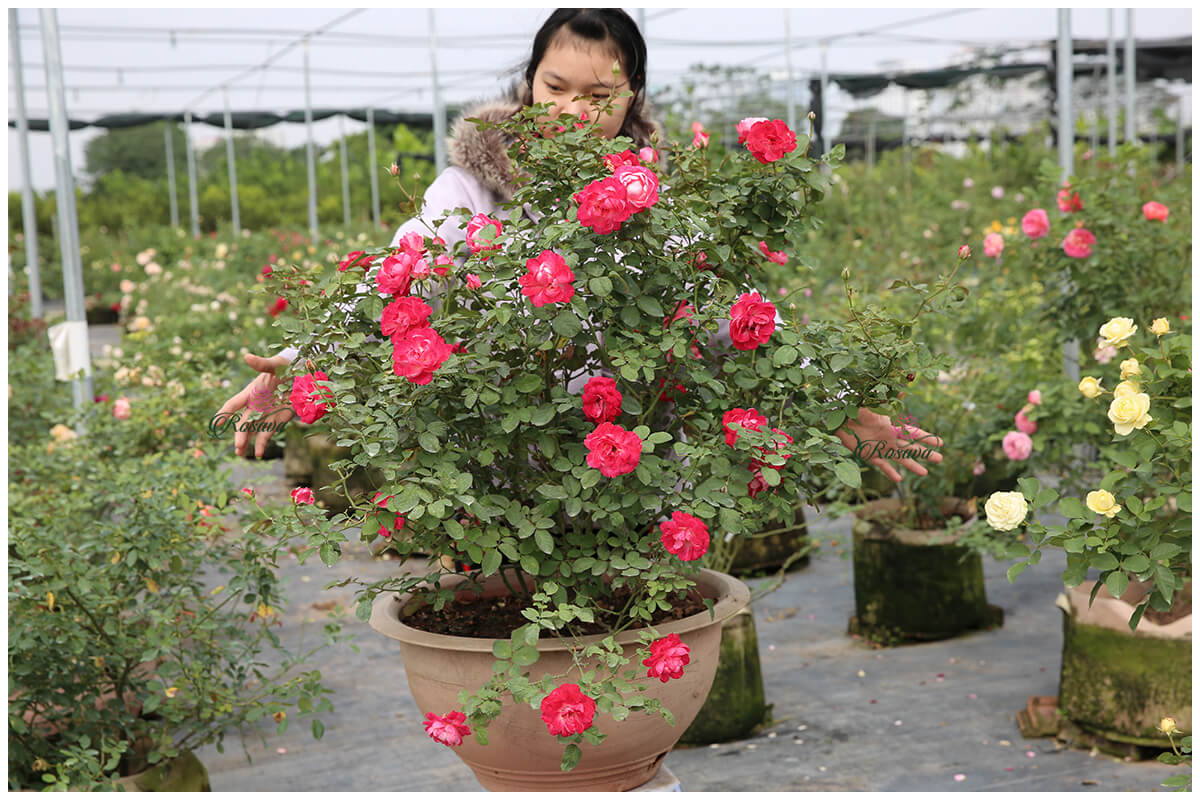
[220,8,940,483]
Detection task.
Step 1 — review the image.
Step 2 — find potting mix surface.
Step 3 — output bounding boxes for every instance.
[197,456,1185,793]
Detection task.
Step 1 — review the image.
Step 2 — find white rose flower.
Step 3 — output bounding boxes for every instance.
[985,491,1028,531]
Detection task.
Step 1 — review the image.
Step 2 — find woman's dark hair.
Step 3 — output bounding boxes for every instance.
[515,8,657,147]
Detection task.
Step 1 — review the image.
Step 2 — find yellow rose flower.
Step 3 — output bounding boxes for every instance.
[1078,376,1103,398]
[1113,380,1141,399]
[1085,490,1121,518]
[985,491,1028,531]
[49,424,78,443]
[1150,317,1171,336]
[1119,358,1141,380]
[1107,392,1152,436]
[1160,717,1178,735]
[1098,317,1137,347]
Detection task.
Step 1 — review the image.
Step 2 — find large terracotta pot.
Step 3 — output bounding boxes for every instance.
[1057,580,1191,748]
[369,568,750,791]
[849,497,1002,642]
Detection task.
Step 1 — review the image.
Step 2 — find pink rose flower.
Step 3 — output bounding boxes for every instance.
[659,510,710,561]
[728,291,777,351]
[603,150,641,171]
[377,515,405,539]
[584,422,643,478]
[983,233,1004,259]
[1015,404,1038,435]
[1056,187,1083,213]
[638,146,658,163]
[1142,201,1169,221]
[337,250,376,272]
[291,487,316,505]
[722,407,768,447]
[957,244,971,260]
[991,186,1005,199]
[747,470,770,498]
[972,460,986,476]
[1093,341,1117,364]
[758,241,788,265]
[269,297,288,317]
[736,116,769,144]
[518,250,576,307]
[391,326,453,385]
[1021,209,1050,239]
[1062,227,1096,259]
[290,371,335,424]
[582,376,623,424]
[643,633,691,683]
[540,684,596,737]
[375,252,415,297]
[465,214,503,258]
[1002,430,1033,461]
[465,273,482,290]
[613,165,659,211]
[112,396,132,420]
[381,296,433,340]
[423,711,471,747]
[574,176,632,235]
[1027,389,1042,406]
[744,119,798,164]
[432,254,453,278]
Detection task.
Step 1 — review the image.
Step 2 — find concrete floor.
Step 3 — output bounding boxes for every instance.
[193,455,1183,793]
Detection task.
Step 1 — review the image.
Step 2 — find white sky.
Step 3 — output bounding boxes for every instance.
[5,6,1194,192]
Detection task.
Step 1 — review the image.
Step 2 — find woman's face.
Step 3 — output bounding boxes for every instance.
[530,32,631,140]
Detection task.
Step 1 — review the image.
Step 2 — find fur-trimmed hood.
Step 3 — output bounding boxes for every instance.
[446,100,523,203]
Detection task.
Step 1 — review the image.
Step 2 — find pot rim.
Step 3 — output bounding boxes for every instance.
[369,568,750,653]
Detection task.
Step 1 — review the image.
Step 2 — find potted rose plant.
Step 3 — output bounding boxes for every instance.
[986,315,1191,752]
[262,102,946,790]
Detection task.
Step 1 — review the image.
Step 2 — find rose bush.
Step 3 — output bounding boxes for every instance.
[260,100,950,766]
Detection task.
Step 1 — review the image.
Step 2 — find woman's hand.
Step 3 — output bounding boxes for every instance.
[835,407,943,483]
[217,353,294,459]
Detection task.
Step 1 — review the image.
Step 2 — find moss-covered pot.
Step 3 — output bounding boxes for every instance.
[850,497,1000,642]
[730,506,808,575]
[111,750,211,792]
[1057,581,1191,747]
[678,606,767,744]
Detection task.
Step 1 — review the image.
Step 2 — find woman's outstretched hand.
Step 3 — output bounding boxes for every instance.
[835,407,943,483]
[217,353,294,459]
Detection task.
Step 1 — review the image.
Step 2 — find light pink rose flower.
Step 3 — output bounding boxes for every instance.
[1002,430,1033,461]
[736,116,769,144]
[113,396,132,420]
[972,460,986,476]
[1027,389,1042,406]
[1021,209,1050,239]
[638,146,658,163]
[983,233,1004,259]
[613,165,659,211]
[991,186,1005,199]
[1015,404,1038,435]
[1093,342,1118,364]
[1062,227,1096,259]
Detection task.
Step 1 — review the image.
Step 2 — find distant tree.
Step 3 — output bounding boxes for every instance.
[83,121,187,183]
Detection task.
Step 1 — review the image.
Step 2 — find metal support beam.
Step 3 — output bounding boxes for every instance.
[819,41,829,155]
[10,8,43,317]
[304,39,318,243]
[429,10,447,173]
[784,10,795,131]
[164,123,179,228]
[1057,9,1079,382]
[1124,10,1136,144]
[1106,9,1117,155]
[339,116,351,228]
[184,110,201,237]
[40,8,93,408]
[367,107,381,230]
[222,87,240,233]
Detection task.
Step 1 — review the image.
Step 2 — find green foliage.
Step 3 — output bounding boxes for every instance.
[84,121,188,182]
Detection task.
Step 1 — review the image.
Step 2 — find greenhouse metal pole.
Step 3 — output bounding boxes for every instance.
[429,10,447,173]
[339,115,351,228]
[867,115,876,170]
[40,8,93,408]
[184,110,201,238]
[1177,97,1185,172]
[1124,10,1136,144]
[784,10,795,131]
[304,39,318,243]
[367,107,381,229]
[10,9,43,318]
[164,123,179,229]
[1090,64,1101,154]
[222,87,241,233]
[819,41,829,155]
[1056,11,1074,183]
[1057,9,1079,381]
[1106,10,1117,155]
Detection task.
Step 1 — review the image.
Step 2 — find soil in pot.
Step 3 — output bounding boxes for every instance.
[678,606,767,744]
[1056,580,1191,753]
[848,497,1003,644]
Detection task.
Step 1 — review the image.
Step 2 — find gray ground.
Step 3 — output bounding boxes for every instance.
[190,454,1181,793]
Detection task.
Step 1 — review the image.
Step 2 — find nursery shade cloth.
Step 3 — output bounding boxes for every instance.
[7,107,446,131]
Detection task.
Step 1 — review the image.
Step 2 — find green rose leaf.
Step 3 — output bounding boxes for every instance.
[552,311,582,339]
[1104,571,1130,600]
[561,743,582,772]
[1057,497,1087,520]
[834,461,862,488]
